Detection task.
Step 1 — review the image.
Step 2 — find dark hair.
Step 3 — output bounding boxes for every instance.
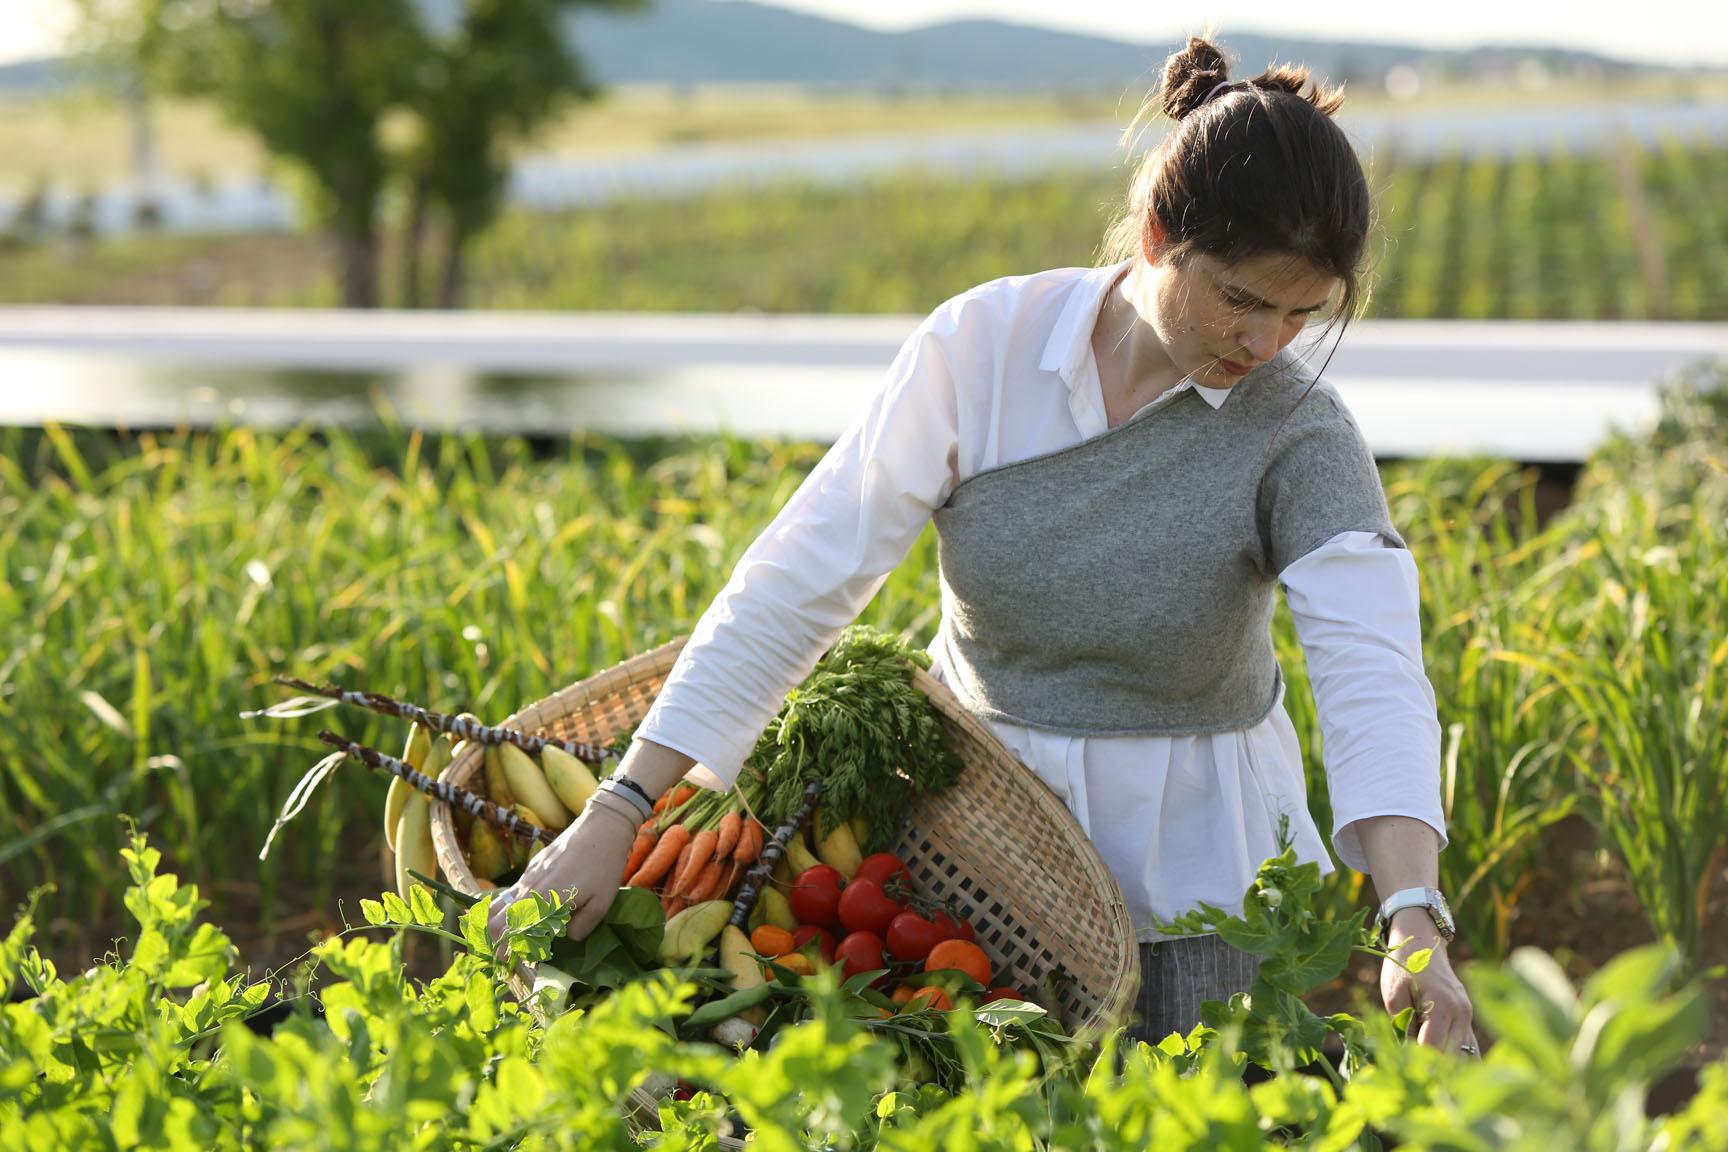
[1100,35,1372,332]
[1100,34,1378,527]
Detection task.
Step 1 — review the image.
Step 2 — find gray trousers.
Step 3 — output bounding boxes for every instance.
[1128,934,1262,1046]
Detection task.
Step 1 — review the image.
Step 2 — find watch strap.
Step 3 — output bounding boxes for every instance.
[595,776,654,822]
[1375,886,1455,941]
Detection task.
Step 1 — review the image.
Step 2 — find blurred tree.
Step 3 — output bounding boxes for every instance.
[401,0,644,308]
[72,0,644,309]
[73,0,423,306]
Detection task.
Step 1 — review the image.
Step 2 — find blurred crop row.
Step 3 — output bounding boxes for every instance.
[3,133,1725,319]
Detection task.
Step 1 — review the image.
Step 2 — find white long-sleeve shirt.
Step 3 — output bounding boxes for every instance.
[637,260,1448,941]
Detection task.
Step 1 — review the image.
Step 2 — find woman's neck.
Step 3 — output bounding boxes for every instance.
[1091,263,1185,420]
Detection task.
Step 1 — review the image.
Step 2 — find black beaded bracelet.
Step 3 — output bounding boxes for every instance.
[613,775,655,810]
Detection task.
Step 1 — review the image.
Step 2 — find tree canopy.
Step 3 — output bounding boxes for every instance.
[74,0,646,307]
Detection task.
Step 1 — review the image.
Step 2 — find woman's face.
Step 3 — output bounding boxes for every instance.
[1142,244,1340,387]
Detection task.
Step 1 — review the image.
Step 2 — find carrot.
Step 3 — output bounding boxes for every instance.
[720,857,746,901]
[655,783,697,820]
[684,855,730,903]
[714,811,742,860]
[734,819,764,866]
[672,828,719,896]
[666,836,697,895]
[622,826,657,882]
[662,893,688,918]
[627,822,690,889]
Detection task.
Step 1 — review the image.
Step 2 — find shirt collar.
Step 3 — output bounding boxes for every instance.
[1039,258,1233,412]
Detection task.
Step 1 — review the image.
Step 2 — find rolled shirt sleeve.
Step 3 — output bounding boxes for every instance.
[1279,530,1449,873]
[634,307,963,789]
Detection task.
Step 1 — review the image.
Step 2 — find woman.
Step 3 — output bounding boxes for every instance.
[490,36,1478,1055]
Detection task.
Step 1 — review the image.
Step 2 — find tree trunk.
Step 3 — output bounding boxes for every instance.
[400,175,431,309]
[438,223,469,310]
[334,224,379,309]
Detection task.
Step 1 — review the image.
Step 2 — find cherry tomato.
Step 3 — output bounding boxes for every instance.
[854,852,912,892]
[791,923,837,963]
[835,930,888,985]
[837,877,903,936]
[885,910,946,964]
[932,909,976,943]
[789,865,844,928]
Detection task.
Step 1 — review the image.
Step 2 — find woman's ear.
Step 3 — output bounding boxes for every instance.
[1140,216,1168,263]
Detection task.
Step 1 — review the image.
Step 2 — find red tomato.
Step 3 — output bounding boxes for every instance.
[981,987,1025,1005]
[932,909,976,943]
[789,865,844,928]
[835,930,888,984]
[854,852,911,892]
[885,911,946,964]
[836,877,903,936]
[790,924,837,963]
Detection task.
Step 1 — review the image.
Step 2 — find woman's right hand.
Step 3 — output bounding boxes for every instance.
[485,798,638,961]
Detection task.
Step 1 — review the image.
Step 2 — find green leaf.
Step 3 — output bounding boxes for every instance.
[458,895,495,956]
[973,1001,1049,1030]
[408,885,442,927]
[605,886,665,966]
[380,891,412,924]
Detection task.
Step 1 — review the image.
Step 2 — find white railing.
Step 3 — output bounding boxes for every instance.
[2,307,1724,462]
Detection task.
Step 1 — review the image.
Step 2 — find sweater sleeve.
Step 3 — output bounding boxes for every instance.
[633,308,963,789]
[1279,529,1448,874]
[1258,387,1407,578]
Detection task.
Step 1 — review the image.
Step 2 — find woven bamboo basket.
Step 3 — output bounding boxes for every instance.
[430,635,1139,1133]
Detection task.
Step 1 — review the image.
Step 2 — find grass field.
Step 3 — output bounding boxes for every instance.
[3,133,1726,319]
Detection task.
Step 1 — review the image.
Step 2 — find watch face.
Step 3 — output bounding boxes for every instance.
[1426,888,1456,933]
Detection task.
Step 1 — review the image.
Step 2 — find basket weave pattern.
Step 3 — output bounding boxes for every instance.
[431,636,1140,1040]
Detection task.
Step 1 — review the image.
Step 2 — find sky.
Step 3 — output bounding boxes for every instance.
[3,0,1726,69]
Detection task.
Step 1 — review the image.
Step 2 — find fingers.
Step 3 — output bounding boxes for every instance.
[565,886,617,943]
[486,878,613,963]
[486,883,521,962]
[1412,988,1475,1054]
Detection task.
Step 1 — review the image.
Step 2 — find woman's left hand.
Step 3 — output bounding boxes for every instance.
[1380,915,1478,1057]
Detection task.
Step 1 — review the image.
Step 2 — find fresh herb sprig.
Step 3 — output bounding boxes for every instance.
[741,625,962,842]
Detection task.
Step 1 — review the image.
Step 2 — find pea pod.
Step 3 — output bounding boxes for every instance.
[684,981,779,1030]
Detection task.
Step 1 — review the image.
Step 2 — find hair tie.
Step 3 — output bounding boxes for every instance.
[1201,80,1233,107]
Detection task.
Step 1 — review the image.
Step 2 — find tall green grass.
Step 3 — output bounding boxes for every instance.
[4,364,1726,975]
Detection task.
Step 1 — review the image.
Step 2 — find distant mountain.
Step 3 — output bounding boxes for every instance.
[0,57,72,93]
[564,0,1659,90]
[0,0,1676,97]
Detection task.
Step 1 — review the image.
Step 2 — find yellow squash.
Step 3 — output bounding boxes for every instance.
[392,791,436,902]
[540,744,598,815]
[384,722,435,853]
[498,742,572,832]
[814,813,863,880]
[659,900,732,964]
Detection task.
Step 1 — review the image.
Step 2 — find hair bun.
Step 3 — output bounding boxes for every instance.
[1159,36,1231,121]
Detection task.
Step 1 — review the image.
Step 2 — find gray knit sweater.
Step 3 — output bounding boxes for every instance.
[931,352,1405,735]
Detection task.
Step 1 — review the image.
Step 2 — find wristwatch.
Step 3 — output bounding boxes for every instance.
[1373,886,1456,944]
[594,776,655,822]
